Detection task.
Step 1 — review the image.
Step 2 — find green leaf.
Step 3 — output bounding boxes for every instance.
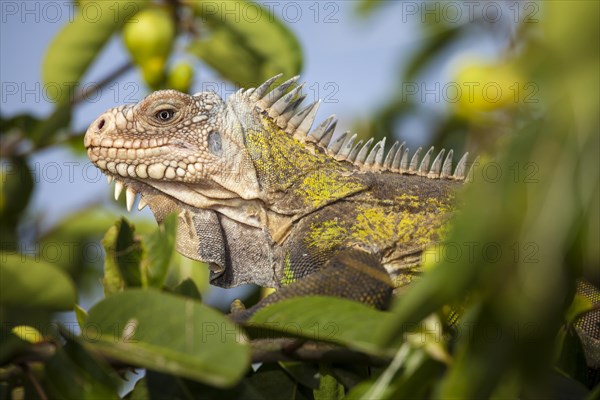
[123,376,150,400]
[84,289,250,387]
[188,28,260,86]
[556,326,590,386]
[74,304,88,328]
[44,337,121,400]
[0,330,30,365]
[30,103,72,146]
[38,208,121,280]
[345,347,442,400]
[279,362,320,390]
[386,351,443,400]
[143,213,177,288]
[355,0,386,17]
[0,157,34,241]
[185,0,302,86]
[101,218,144,294]
[42,0,145,103]
[0,113,40,136]
[403,24,464,82]
[565,294,593,325]
[248,296,394,355]
[243,363,305,400]
[313,365,344,400]
[142,363,313,400]
[172,278,202,301]
[0,255,76,311]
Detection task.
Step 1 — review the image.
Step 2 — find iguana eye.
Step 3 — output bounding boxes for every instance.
[155,109,175,122]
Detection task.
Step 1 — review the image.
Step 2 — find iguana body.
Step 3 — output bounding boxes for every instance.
[84,75,469,317]
[84,75,599,381]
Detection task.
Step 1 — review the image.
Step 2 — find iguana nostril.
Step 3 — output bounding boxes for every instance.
[97,118,106,131]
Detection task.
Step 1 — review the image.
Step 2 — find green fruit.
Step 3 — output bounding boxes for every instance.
[123,7,175,87]
[167,62,194,93]
[141,57,166,90]
[453,60,523,118]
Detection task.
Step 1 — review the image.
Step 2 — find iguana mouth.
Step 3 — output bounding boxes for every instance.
[87,143,199,212]
[86,143,202,182]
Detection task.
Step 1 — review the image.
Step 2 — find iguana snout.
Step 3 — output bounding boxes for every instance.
[84,90,225,184]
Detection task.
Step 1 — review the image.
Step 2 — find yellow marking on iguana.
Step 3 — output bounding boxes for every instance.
[298,171,364,208]
[306,220,347,251]
[247,116,365,208]
[281,252,295,286]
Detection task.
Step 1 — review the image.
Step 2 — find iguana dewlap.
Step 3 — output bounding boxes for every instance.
[84,74,474,318]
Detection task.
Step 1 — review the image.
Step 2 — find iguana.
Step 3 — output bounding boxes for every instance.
[83,75,599,379]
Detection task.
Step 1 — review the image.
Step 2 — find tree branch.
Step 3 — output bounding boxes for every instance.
[250,338,390,366]
[72,61,134,106]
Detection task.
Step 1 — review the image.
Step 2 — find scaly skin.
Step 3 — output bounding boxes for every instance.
[84,75,467,318]
[83,75,600,383]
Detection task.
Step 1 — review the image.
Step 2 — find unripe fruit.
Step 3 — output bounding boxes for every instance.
[141,57,167,89]
[123,7,175,87]
[453,61,523,117]
[12,325,43,343]
[167,62,194,93]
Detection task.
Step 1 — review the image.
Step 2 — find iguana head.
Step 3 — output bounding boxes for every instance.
[84,88,263,211]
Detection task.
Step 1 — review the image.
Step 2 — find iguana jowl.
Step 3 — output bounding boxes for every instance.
[83,74,473,317]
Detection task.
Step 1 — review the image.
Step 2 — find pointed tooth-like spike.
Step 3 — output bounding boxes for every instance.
[269,83,304,117]
[307,115,336,143]
[400,148,410,172]
[291,100,321,138]
[409,147,423,173]
[276,96,307,128]
[348,139,364,162]
[391,142,406,172]
[260,76,300,107]
[279,95,306,121]
[364,142,381,166]
[418,146,434,175]
[287,102,316,130]
[245,88,256,97]
[441,149,454,178]
[453,152,469,180]
[355,137,374,165]
[383,141,399,170]
[336,133,357,160]
[137,197,148,211]
[428,149,445,178]
[318,120,337,147]
[365,138,386,169]
[374,137,386,169]
[328,131,348,155]
[106,175,114,184]
[126,187,136,212]
[466,156,480,183]
[250,74,282,101]
[114,181,124,200]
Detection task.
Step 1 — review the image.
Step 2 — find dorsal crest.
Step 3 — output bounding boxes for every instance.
[238,74,477,181]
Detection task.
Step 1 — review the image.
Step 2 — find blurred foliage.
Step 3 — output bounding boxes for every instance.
[1,0,599,399]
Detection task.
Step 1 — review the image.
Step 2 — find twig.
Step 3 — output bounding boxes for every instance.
[1,61,135,158]
[72,61,133,106]
[23,364,48,400]
[250,338,390,366]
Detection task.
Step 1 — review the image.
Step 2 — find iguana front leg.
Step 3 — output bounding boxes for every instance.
[230,248,394,323]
